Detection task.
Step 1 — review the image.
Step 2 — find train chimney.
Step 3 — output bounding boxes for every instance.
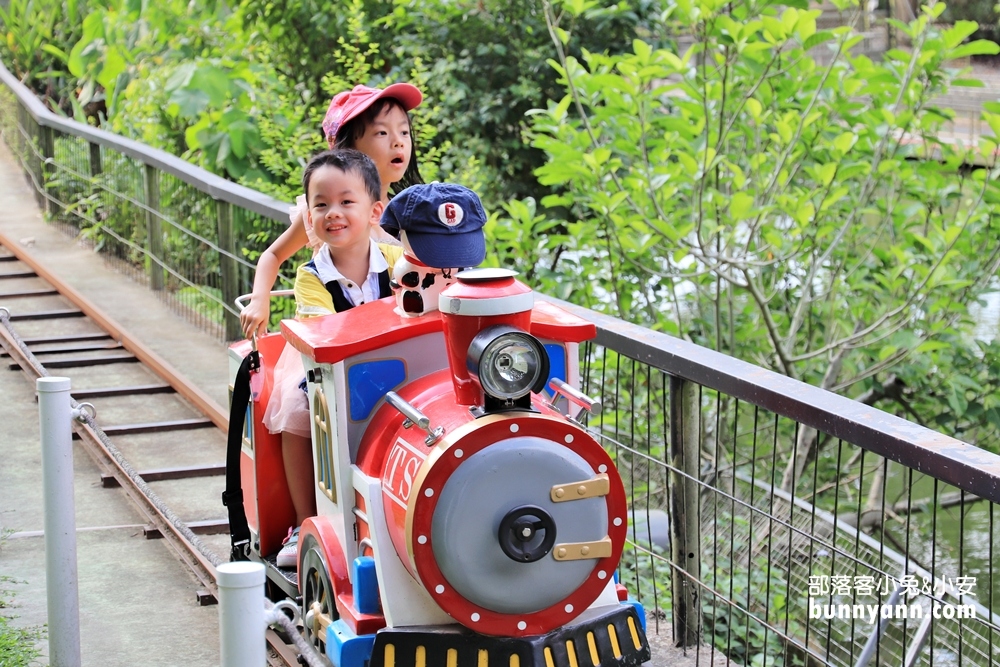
[438,268,540,407]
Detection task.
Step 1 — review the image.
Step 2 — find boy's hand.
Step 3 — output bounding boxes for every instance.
[240,298,270,339]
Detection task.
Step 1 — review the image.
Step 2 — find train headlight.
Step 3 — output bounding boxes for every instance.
[468,326,549,402]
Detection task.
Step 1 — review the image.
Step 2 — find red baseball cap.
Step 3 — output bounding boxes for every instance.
[322,83,423,145]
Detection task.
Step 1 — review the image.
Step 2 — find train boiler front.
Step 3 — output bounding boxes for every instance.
[356,269,650,665]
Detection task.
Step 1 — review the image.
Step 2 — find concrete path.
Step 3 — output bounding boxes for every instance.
[0,138,229,664]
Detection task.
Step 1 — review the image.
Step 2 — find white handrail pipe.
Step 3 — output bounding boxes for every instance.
[218,561,267,667]
[37,376,82,667]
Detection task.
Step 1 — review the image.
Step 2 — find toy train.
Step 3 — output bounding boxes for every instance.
[227,268,651,667]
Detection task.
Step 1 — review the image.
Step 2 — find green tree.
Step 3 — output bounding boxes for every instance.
[0,0,83,111]
[499,0,1000,464]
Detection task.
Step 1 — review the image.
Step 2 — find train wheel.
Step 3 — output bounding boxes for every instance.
[299,533,337,665]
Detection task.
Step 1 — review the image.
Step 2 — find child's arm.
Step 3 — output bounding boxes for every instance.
[240,217,310,339]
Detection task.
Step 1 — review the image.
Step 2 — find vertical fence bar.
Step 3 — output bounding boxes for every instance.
[39,124,55,215]
[31,121,45,208]
[217,561,266,667]
[216,199,240,341]
[37,376,82,667]
[88,141,102,177]
[143,164,164,290]
[669,375,701,648]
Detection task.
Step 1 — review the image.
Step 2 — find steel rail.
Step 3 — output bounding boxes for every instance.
[0,245,304,666]
[0,230,228,430]
[2,319,302,665]
[0,303,221,599]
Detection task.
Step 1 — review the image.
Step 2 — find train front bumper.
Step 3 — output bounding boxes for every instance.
[368,604,650,667]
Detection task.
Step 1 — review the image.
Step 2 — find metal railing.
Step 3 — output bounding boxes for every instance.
[556,299,1000,667]
[4,58,1000,667]
[0,60,300,341]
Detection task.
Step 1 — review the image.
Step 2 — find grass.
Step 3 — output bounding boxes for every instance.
[0,531,44,666]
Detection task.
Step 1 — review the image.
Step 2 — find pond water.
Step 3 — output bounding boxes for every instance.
[883,463,999,615]
[970,291,999,342]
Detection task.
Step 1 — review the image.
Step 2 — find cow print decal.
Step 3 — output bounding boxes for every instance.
[402,290,424,314]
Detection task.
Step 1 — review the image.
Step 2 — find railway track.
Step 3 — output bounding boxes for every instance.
[0,235,302,667]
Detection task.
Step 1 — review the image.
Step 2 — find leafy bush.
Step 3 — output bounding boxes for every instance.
[0,0,82,111]
[942,0,999,42]
[502,0,1000,455]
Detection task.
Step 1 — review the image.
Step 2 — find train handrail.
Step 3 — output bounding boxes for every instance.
[234,291,296,313]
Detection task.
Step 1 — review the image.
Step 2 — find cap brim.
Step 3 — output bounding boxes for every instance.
[378,83,423,112]
[407,232,486,270]
[379,209,402,238]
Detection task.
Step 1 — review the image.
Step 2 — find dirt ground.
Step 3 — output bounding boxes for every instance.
[645,612,733,667]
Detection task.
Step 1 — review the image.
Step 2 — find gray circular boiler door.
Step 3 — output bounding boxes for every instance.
[430,436,608,614]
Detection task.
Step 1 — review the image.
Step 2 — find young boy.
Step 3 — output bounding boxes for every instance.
[267,148,401,567]
[295,149,403,313]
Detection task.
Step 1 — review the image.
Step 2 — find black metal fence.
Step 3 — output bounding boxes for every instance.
[0,61,299,340]
[562,300,1000,667]
[3,59,999,667]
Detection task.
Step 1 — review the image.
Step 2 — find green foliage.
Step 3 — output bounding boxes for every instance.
[943,0,999,42]
[0,591,43,667]
[382,0,668,208]
[237,0,374,96]
[512,0,1000,452]
[5,0,1000,451]
[0,0,81,110]
[0,534,44,667]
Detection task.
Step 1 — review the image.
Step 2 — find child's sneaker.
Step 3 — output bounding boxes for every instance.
[276,527,300,569]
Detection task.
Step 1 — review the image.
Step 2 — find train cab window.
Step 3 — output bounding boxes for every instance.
[244,404,253,451]
[543,344,566,399]
[313,384,335,502]
[347,359,406,422]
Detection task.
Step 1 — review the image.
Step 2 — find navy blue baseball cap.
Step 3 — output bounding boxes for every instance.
[381,183,487,269]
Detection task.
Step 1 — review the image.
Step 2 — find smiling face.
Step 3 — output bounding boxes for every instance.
[351,103,413,198]
[306,164,384,254]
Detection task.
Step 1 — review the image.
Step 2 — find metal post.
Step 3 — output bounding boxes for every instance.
[29,113,41,203]
[218,561,267,667]
[37,376,82,667]
[216,200,240,340]
[855,579,904,667]
[39,124,55,216]
[143,164,164,290]
[669,375,702,648]
[88,142,102,178]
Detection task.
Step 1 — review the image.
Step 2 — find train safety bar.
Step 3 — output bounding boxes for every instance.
[235,290,295,353]
[548,378,602,415]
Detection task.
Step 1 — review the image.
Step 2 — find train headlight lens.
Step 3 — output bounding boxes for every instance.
[468,326,549,401]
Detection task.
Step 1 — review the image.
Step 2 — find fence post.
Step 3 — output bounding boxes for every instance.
[27,110,41,203]
[16,102,37,196]
[216,200,240,341]
[143,164,164,290]
[37,376,82,667]
[88,142,102,178]
[218,561,266,667]
[39,124,56,216]
[669,375,702,648]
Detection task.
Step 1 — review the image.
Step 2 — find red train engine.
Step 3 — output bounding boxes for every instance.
[228,268,650,667]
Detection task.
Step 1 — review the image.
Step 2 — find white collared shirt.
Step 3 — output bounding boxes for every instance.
[312,241,389,306]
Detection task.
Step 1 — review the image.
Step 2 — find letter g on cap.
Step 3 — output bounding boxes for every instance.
[438,202,464,227]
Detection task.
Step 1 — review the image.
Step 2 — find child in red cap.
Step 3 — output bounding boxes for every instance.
[238,84,423,568]
[240,83,424,339]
